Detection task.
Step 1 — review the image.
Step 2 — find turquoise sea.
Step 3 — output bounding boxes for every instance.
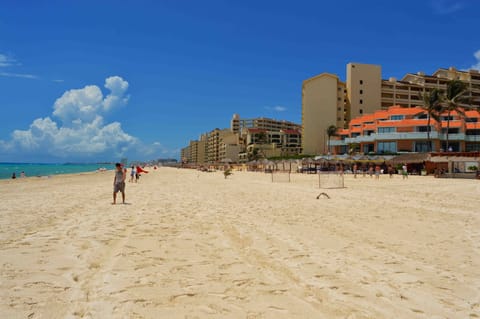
[0,163,114,179]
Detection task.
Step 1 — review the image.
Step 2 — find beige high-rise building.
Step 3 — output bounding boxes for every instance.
[346,63,382,119]
[381,67,480,108]
[301,73,346,155]
[206,128,239,163]
[230,114,301,134]
[189,138,206,164]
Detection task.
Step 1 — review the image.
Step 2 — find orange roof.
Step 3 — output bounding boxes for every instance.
[360,115,375,122]
[363,124,376,130]
[466,123,480,129]
[247,128,267,133]
[373,110,389,120]
[386,106,424,116]
[337,129,349,135]
[351,127,362,133]
[377,119,432,127]
[465,110,480,117]
[441,121,462,128]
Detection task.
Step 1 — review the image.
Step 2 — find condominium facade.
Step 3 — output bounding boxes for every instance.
[206,128,239,163]
[302,63,480,156]
[182,114,302,164]
[239,128,302,162]
[231,114,301,134]
[330,105,480,154]
[381,67,480,108]
[301,73,347,155]
[346,63,382,119]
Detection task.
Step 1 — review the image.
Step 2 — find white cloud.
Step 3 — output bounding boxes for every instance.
[0,52,38,79]
[53,85,104,124]
[0,76,171,161]
[0,54,16,67]
[470,50,480,71]
[431,0,464,14]
[103,76,130,111]
[0,71,38,79]
[265,105,287,112]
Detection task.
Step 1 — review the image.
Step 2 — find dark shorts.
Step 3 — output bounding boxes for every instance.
[114,182,125,193]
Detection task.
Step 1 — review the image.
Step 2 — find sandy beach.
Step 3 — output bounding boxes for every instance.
[0,168,479,318]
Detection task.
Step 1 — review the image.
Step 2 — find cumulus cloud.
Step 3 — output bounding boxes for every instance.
[0,76,168,161]
[470,50,480,71]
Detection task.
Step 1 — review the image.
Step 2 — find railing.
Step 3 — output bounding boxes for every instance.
[335,132,477,144]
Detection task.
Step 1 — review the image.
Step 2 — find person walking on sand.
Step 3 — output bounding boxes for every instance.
[129,166,136,183]
[112,163,126,204]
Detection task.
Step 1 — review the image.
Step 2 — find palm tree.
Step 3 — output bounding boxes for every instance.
[419,88,442,152]
[440,80,471,151]
[326,125,337,154]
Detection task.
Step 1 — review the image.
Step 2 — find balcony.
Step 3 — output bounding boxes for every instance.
[330,140,348,146]
[464,135,480,142]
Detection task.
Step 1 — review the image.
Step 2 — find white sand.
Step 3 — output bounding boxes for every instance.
[0,168,479,318]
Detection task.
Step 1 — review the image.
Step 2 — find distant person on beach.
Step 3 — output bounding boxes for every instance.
[130,166,136,183]
[20,171,25,178]
[11,172,16,179]
[368,165,374,178]
[375,165,381,179]
[402,164,408,179]
[388,165,394,178]
[353,164,358,178]
[112,163,126,204]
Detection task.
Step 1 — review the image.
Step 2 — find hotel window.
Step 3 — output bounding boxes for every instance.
[360,80,363,84]
[390,115,404,120]
[378,127,396,133]
[360,99,363,104]
[377,141,397,153]
[360,90,363,94]
[359,109,363,114]
[417,126,431,132]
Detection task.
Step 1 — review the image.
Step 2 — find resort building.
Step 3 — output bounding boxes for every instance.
[381,67,480,109]
[302,63,381,155]
[302,63,480,156]
[206,128,239,163]
[230,114,301,134]
[239,128,302,162]
[189,138,207,164]
[330,105,480,154]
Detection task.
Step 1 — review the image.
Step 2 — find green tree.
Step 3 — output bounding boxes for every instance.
[440,80,471,151]
[419,88,443,152]
[326,125,337,154]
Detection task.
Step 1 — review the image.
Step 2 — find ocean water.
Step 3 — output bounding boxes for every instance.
[0,163,114,179]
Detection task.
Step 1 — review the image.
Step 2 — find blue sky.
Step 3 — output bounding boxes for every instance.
[0,0,479,162]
